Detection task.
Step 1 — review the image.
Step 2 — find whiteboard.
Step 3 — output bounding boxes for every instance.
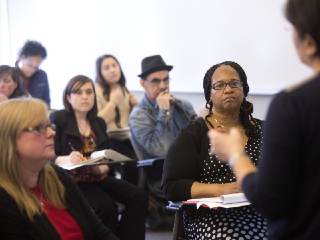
[6,0,312,95]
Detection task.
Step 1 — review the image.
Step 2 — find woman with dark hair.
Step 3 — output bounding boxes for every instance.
[16,40,50,107]
[50,75,148,240]
[0,65,30,103]
[208,0,320,239]
[161,61,267,239]
[95,55,139,184]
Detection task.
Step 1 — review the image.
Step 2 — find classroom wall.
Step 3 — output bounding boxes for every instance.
[1,0,309,119]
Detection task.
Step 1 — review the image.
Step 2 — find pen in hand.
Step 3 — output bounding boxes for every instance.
[68,142,75,151]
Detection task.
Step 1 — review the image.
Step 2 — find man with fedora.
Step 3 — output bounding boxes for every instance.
[129,55,197,160]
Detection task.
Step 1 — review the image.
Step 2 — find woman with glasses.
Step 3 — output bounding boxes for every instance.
[50,75,148,240]
[161,61,267,239]
[208,0,320,239]
[0,65,30,103]
[16,40,50,107]
[0,99,118,240]
[95,55,139,185]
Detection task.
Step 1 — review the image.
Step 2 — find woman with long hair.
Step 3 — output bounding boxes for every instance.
[95,54,139,184]
[162,61,267,239]
[208,0,320,238]
[0,99,118,239]
[51,75,148,240]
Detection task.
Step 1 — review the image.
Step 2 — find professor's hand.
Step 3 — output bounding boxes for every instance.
[207,128,243,163]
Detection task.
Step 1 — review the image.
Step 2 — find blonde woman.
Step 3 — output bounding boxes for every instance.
[0,99,118,240]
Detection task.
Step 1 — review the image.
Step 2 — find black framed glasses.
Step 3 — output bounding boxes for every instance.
[211,80,243,90]
[145,77,171,86]
[23,123,56,134]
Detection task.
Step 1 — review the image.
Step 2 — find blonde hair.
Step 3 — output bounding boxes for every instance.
[0,99,65,220]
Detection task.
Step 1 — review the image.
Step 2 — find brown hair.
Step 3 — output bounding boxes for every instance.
[0,65,25,98]
[63,75,98,120]
[285,0,320,57]
[95,55,129,128]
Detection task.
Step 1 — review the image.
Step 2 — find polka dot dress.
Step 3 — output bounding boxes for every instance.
[184,124,268,239]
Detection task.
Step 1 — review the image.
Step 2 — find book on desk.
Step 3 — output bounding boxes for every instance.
[183,193,250,209]
[57,149,134,170]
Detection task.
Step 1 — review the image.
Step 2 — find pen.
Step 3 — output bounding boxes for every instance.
[68,142,75,151]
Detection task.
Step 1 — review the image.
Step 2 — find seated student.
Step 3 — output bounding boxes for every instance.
[0,65,30,103]
[162,61,267,239]
[129,55,198,159]
[0,99,118,240]
[16,40,50,107]
[95,54,139,184]
[50,75,148,240]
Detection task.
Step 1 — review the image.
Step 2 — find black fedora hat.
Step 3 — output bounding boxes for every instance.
[138,55,173,78]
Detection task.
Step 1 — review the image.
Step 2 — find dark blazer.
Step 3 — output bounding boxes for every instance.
[50,110,109,157]
[0,164,118,240]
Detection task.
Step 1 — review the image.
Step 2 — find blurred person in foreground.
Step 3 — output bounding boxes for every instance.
[208,0,320,239]
[0,99,118,240]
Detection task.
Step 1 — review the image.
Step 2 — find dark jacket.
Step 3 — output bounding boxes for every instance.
[0,164,118,240]
[49,110,109,156]
[21,69,50,107]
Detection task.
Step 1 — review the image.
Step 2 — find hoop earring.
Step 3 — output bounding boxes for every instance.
[241,95,253,111]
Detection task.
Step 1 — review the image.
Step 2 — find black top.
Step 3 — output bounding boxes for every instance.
[49,110,109,156]
[0,164,118,240]
[242,72,320,240]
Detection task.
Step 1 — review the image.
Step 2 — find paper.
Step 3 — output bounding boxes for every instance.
[183,193,250,209]
[57,149,132,170]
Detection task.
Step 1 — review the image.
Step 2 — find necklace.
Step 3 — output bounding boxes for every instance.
[206,114,243,133]
[77,120,88,136]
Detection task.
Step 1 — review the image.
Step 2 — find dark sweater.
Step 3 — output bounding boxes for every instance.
[242,72,320,239]
[0,164,118,240]
[49,110,109,156]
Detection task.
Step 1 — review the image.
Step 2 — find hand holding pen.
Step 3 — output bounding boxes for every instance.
[68,142,84,163]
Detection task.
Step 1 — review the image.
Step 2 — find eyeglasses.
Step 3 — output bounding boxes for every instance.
[211,80,243,90]
[145,77,171,86]
[23,123,56,134]
[25,59,40,71]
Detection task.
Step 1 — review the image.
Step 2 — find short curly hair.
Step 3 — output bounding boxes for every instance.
[203,61,259,138]
[18,40,47,59]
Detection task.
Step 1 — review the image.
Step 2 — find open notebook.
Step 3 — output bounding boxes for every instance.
[57,149,133,170]
[183,193,250,209]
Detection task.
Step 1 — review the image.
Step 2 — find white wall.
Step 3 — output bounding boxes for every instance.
[2,0,308,119]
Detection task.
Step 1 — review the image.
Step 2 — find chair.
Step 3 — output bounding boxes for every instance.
[166,201,197,240]
[130,136,175,231]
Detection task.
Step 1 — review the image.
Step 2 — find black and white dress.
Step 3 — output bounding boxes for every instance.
[184,125,268,240]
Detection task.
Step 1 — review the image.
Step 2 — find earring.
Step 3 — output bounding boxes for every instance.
[207,99,213,114]
[241,95,253,111]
